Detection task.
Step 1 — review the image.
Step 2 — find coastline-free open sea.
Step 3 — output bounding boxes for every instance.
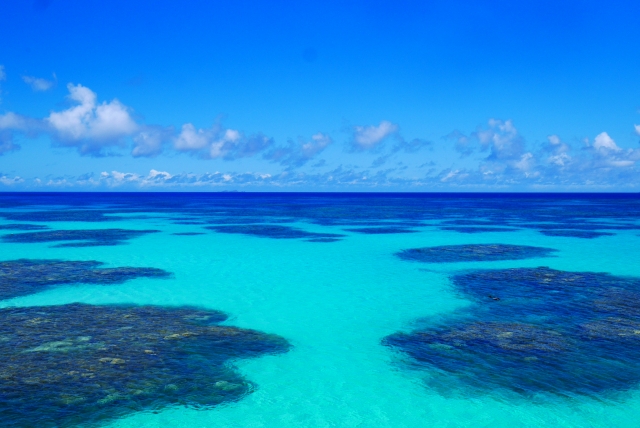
[1,193,640,427]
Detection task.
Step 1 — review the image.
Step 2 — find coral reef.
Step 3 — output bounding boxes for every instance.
[2,229,160,247]
[207,225,344,241]
[395,244,556,263]
[0,259,170,300]
[384,267,640,397]
[0,303,289,427]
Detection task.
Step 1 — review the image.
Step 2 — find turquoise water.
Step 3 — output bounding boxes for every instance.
[2,194,640,427]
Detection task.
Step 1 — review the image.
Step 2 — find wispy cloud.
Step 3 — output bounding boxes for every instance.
[22,74,56,91]
[131,125,173,158]
[350,120,398,151]
[264,132,332,169]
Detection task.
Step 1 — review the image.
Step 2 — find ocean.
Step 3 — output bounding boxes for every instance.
[1,192,639,427]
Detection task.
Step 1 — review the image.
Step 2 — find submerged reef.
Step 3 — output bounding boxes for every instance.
[205,217,294,225]
[0,210,121,222]
[0,224,49,231]
[343,227,418,234]
[538,230,615,239]
[0,259,170,300]
[171,232,206,236]
[207,225,344,241]
[438,226,518,234]
[384,267,640,398]
[2,229,160,247]
[0,303,290,427]
[305,237,342,243]
[395,244,556,263]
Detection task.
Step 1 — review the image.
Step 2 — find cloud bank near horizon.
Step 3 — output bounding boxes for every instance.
[1,75,640,190]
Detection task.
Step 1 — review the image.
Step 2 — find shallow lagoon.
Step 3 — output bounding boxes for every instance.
[1,193,640,427]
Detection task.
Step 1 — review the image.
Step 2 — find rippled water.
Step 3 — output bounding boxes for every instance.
[1,193,640,427]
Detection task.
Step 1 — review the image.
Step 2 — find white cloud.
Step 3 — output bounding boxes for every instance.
[0,174,24,185]
[635,124,640,136]
[22,74,56,91]
[581,132,640,169]
[593,132,620,151]
[46,83,138,154]
[0,112,30,130]
[514,152,535,172]
[351,120,398,150]
[547,134,561,145]
[174,123,213,151]
[132,126,172,157]
[174,123,272,160]
[210,129,241,158]
[174,124,243,158]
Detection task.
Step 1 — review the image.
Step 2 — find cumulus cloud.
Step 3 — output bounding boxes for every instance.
[542,134,571,167]
[0,82,274,160]
[46,83,138,155]
[264,132,332,169]
[587,132,640,168]
[350,120,398,151]
[174,123,272,160]
[22,74,56,91]
[635,124,640,136]
[592,132,620,151]
[0,174,24,186]
[132,126,173,157]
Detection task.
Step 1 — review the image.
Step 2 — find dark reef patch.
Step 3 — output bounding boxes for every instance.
[539,230,615,239]
[205,217,294,225]
[0,224,49,231]
[0,303,289,428]
[343,227,418,234]
[440,219,506,226]
[439,226,518,234]
[207,225,344,241]
[395,244,556,263]
[172,221,207,225]
[0,210,121,222]
[2,229,160,247]
[0,259,170,300]
[384,267,640,398]
[305,237,343,243]
[171,232,206,236]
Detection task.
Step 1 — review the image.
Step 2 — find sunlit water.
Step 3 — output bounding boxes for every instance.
[1,193,640,427]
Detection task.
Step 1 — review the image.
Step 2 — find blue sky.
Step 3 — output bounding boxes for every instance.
[1,0,639,191]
